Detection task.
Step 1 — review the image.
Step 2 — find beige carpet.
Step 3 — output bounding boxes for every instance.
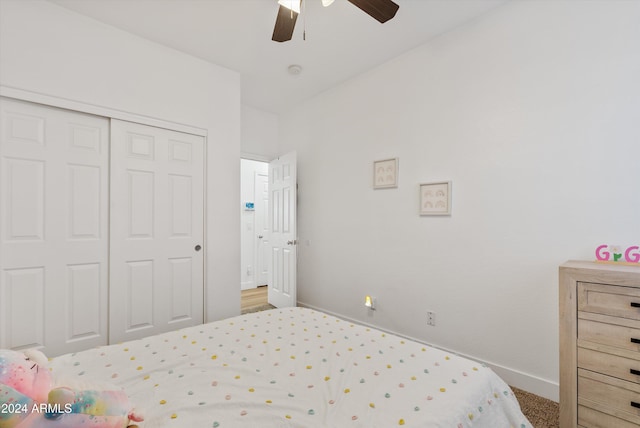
[512,387,559,428]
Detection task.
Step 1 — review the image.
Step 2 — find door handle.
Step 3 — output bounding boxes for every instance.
[258,235,264,239]
[195,245,202,251]
[287,240,297,245]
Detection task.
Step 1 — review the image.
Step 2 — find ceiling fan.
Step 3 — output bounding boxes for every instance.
[272,0,400,42]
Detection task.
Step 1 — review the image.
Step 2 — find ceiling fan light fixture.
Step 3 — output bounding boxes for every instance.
[278,0,301,14]
[272,0,399,43]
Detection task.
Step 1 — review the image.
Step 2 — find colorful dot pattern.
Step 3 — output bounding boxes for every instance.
[49,308,532,427]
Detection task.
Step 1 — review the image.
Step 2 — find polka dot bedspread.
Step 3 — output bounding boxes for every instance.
[50,308,532,427]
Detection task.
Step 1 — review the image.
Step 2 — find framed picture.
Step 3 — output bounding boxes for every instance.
[373,158,398,189]
[420,181,452,216]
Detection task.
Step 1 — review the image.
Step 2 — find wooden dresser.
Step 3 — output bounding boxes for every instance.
[559,261,640,427]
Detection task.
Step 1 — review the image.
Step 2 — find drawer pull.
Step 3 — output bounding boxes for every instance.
[631,302,640,308]
[632,369,640,376]
[632,401,640,409]
[632,338,640,344]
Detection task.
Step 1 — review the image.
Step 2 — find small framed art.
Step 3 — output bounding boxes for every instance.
[373,158,398,189]
[420,181,452,216]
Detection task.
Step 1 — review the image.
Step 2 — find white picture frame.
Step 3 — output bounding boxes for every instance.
[420,181,452,216]
[373,158,398,189]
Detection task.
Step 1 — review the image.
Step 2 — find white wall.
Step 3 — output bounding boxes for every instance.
[240,159,269,290]
[242,105,279,161]
[279,0,640,400]
[0,0,242,321]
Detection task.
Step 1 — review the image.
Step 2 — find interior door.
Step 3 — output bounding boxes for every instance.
[110,119,204,343]
[268,152,297,308]
[255,171,269,287]
[0,97,109,357]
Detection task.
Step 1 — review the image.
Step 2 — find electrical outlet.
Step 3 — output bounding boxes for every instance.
[427,311,436,326]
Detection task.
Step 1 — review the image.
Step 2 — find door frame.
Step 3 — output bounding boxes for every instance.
[0,86,209,322]
[254,170,270,288]
[240,158,269,291]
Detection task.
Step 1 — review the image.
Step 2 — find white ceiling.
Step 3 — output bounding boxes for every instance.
[49,0,509,114]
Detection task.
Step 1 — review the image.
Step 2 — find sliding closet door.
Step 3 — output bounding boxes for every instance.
[109,120,204,343]
[0,97,109,357]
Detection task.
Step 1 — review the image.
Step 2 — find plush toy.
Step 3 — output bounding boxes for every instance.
[40,386,143,427]
[0,349,143,428]
[0,349,52,427]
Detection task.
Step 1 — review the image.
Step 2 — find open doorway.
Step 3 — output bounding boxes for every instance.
[240,159,269,292]
[240,152,297,311]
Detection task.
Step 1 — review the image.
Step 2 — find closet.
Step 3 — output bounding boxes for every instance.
[0,97,205,357]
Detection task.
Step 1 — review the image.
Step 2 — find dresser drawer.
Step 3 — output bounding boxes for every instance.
[578,346,640,384]
[579,404,640,428]
[578,282,640,320]
[578,373,640,424]
[578,315,640,352]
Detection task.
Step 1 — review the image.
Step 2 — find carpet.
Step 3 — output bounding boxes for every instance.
[512,387,559,428]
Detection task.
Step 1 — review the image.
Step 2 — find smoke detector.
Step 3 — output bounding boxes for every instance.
[288,64,302,75]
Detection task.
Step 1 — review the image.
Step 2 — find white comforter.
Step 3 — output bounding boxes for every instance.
[50,308,531,427]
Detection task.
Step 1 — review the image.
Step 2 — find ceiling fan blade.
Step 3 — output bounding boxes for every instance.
[347,0,399,23]
[272,5,299,42]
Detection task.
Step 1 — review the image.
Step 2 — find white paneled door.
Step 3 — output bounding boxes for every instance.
[0,97,109,356]
[110,120,204,343]
[268,152,296,308]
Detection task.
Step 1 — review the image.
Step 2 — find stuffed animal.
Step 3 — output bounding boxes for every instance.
[0,349,51,427]
[41,386,144,427]
[0,349,143,428]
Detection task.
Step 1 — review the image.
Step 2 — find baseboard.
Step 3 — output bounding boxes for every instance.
[489,360,558,402]
[241,281,256,290]
[297,301,559,402]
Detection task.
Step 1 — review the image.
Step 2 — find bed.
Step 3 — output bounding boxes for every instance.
[48,307,531,427]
